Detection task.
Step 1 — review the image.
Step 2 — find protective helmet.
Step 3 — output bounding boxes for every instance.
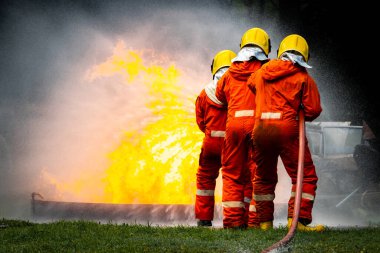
[277,34,309,62]
[211,50,237,76]
[240,27,271,56]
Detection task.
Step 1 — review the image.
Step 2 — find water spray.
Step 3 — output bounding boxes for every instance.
[335,186,361,208]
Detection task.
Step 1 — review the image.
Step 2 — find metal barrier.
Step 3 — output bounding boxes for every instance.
[306,122,363,158]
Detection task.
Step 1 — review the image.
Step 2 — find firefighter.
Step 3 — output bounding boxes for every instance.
[195,49,236,227]
[247,34,324,231]
[215,27,271,229]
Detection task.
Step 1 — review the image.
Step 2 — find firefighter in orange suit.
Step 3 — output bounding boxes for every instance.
[195,50,236,227]
[215,27,271,229]
[247,34,324,231]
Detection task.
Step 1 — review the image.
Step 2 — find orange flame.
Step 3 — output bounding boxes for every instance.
[88,40,208,204]
[39,40,223,204]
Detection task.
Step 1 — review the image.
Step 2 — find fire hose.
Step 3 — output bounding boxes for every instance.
[261,108,305,253]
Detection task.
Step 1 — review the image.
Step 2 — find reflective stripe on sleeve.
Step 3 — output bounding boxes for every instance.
[261,112,281,119]
[244,197,251,204]
[196,189,215,196]
[253,194,275,201]
[222,201,245,208]
[249,205,256,212]
[290,191,315,201]
[235,110,254,117]
[210,130,225,137]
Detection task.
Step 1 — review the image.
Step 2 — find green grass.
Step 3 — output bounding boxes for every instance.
[1,219,379,253]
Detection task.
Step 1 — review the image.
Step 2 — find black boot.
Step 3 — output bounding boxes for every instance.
[197,220,212,227]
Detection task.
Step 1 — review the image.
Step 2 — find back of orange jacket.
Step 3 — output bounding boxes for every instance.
[248,59,322,122]
[196,88,227,136]
[216,60,263,121]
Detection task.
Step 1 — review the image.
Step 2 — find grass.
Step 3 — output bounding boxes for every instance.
[1,219,380,253]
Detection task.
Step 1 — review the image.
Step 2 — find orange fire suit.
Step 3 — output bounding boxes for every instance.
[195,88,227,221]
[247,59,322,225]
[215,60,264,228]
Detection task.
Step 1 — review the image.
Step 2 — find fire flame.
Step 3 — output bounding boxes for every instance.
[48,40,216,205]
[38,40,224,204]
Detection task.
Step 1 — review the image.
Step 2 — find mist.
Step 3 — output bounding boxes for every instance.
[0,0,378,227]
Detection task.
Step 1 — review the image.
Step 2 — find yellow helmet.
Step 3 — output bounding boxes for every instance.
[240,27,271,56]
[211,50,237,76]
[277,34,309,62]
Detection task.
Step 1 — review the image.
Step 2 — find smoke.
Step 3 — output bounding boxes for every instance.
[0,0,377,227]
[0,0,255,220]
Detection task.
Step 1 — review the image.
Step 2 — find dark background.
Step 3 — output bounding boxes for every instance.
[240,0,378,135]
[278,0,378,134]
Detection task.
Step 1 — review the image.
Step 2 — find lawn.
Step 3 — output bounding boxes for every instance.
[1,219,380,252]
